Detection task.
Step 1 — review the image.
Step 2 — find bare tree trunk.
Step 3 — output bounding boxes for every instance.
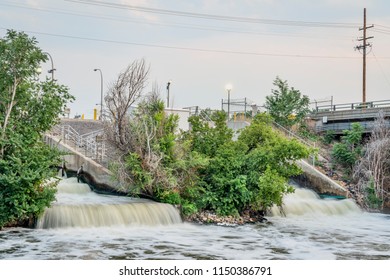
[104,59,149,151]
[0,77,19,157]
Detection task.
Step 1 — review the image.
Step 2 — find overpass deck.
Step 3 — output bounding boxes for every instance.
[310,99,390,133]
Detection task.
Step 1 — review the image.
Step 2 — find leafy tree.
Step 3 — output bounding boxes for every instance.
[109,87,311,217]
[184,112,310,216]
[184,110,233,157]
[251,167,294,211]
[332,123,364,172]
[265,77,310,128]
[201,141,250,216]
[0,30,73,228]
[239,114,310,212]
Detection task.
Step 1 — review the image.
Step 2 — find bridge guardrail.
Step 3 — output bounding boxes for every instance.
[315,99,390,112]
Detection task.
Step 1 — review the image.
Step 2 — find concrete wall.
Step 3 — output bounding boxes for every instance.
[44,135,125,194]
[59,119,103,135]
[294,160,347,197]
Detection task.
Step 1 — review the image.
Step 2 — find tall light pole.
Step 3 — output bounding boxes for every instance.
[166,80,172,108]
[225,84,232,120]
[94,68,103,120]
[44,52,56,81]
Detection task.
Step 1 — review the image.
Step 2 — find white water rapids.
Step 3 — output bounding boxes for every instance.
[0,177,389,260]
[35,177,181,229]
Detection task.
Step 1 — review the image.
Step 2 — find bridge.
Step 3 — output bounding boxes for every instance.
[310,99,390,134]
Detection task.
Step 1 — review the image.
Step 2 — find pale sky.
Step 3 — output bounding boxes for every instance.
[1,0,390,118]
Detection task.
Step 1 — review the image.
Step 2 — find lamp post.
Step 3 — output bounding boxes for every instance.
[44,52,56,81]
[94,68,103,120]
[225,84,232,120]
[166,80,172,108]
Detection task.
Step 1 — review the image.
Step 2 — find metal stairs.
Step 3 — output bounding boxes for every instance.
[48,125,106,163]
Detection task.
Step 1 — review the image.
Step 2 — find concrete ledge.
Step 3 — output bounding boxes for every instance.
[44,134,125,194]
[294,160,347,197]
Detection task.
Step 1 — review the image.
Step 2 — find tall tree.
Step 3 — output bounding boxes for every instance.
[104,59,149,150]
[265,77,310,128]
[0,30,73,228]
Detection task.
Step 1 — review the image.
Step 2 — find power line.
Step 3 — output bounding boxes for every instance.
[0,27,371,59]
[372,50,390,90]
[375,24,390,30]
[0,2,354,41]
[66,0,360,29]
[372,28,390,35]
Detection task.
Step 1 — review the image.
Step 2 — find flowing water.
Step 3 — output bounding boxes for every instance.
[0,177,389,260]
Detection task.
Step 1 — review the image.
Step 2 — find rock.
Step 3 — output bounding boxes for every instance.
[184,210,266,226]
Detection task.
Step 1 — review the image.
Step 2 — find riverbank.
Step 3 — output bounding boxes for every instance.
[185,210,267,226]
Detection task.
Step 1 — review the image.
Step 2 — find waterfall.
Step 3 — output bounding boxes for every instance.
[36,177,182,229]
[269,187,361,217]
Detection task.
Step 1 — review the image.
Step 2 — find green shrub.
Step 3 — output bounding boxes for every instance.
[364,179,383,209]
[323,130,336,144]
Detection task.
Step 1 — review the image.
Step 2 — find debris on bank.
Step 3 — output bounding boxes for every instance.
[185,210,268,226]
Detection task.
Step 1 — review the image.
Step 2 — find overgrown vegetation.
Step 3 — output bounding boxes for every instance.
[105,67,311,218]
[0,30,73,228]
[353,111,390,210]
[315,112,390,211]
[331,123,364,174]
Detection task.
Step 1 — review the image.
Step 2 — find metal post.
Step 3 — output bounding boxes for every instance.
[225,84,232,121]
[227,89,230,120]
[244,97,247,121]
[44,52,56,81]
[166,81,172,108]
[312,142,316,166]
[94,69,103,120]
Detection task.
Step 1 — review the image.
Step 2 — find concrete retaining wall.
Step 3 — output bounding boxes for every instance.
[294,160,347,197]
[44,135,125,194]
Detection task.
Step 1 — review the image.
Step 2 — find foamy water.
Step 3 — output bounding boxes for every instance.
[0,178,389,260]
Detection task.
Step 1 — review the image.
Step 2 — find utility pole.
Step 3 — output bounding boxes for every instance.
[355,8,374,105]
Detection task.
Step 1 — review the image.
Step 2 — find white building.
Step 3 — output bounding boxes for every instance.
[165,108,191,131]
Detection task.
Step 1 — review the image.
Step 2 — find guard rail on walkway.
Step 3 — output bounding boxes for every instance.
[49,125,106,163]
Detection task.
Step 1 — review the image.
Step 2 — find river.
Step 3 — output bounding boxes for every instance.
[0,177,389,260]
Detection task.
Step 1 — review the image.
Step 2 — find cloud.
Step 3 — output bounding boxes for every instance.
[26,0,41,8]
[119,0,160,22]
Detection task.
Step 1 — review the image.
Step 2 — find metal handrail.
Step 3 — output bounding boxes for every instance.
[50,125,106,163]
[81,129,104,139]
[272,122,316,148]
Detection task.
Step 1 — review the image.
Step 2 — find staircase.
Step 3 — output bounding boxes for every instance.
[48,125,106,163]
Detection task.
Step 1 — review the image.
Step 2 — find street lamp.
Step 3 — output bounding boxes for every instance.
[44,52,56,81]
[166,80,172,108]
[225,83,232,120]
[94,68,103,120]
